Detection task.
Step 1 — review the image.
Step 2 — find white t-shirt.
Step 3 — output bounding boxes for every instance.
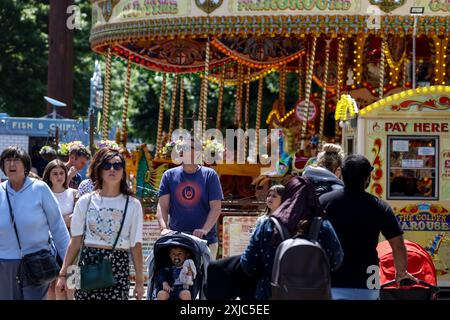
[71,192,143,250]
[53,188,77,216]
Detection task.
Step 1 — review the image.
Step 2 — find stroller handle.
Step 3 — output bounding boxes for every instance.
[380,278,440,293]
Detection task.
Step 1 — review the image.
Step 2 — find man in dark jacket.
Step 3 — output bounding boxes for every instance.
[319,154,418,300]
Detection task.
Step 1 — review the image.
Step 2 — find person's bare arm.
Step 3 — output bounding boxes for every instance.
[156,194,171,235]
[388,234,418,286]
[55,236,83,293]
[63,215,72,228]
[67,166,78,183]
[130,243,144,300]
[193,200,221,239]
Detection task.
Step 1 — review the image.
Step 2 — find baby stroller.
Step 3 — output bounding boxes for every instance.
[377,239,440,300]
[146,231,211,300]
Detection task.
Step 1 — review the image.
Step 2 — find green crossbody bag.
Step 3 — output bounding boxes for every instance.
[79,195,129,291]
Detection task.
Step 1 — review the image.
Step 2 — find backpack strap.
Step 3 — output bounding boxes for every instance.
[308,217,323,241]
[270,217,290,241]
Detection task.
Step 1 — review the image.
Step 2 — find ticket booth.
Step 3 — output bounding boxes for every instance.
[342,86,450,287]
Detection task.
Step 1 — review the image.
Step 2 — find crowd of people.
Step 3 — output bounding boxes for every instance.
[0,141,418,300]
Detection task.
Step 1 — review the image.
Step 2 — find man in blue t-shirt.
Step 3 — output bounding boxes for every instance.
[156,138,224,259]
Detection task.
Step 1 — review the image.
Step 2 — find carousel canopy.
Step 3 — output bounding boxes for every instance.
[90,0,450,74]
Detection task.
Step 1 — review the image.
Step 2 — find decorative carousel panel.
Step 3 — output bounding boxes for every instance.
[369,0,406,13]
[112,40,230,73]
[211,36,306,69]
[206,63,279,85]
[91,0,450,29]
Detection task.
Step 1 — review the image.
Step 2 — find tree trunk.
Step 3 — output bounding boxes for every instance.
[47,0,74,118]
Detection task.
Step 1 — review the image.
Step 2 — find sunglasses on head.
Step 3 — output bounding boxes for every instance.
[101,162,124,171]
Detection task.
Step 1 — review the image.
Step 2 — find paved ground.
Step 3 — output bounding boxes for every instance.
[130,285,450,300]
[129,284,147,300]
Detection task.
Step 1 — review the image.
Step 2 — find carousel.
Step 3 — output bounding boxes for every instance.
[89,0,450,264]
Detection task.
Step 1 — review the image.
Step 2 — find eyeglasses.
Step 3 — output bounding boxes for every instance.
[4,158,22,164]
[101,162,124,171]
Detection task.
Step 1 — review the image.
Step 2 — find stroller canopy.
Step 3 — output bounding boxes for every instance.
[377,239,437,289]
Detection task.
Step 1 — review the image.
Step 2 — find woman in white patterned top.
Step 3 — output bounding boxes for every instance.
[56,148,144,300]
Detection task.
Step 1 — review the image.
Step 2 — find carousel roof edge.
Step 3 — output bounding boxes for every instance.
[89,14,450,50]
[90,0,450,20]
[359,86,450,118]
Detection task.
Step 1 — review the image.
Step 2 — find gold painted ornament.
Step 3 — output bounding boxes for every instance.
[195,0,223,14]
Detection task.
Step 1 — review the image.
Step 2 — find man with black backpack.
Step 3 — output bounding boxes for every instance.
[240,176,343,300]
[320,154,418,300]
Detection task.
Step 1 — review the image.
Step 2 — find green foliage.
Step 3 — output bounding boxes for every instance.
[0,0,49,116]
[73,0,93,118]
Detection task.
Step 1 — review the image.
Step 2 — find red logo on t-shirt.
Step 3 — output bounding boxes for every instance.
[176,181,201,207]
[183,186,195,200]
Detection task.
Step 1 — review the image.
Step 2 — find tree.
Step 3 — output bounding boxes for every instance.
[0,0,49,116]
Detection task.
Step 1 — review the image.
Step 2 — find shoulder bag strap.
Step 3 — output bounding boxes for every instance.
[111,195,129,252]
[4,185,23,255]
[270,216,289,241]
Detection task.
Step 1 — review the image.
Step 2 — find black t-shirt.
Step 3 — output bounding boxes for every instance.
[319,188,403,288]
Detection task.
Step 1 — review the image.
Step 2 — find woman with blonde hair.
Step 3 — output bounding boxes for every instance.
[303,143,345,197]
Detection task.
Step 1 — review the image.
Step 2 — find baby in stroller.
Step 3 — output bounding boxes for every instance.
[147,231,211,300]
[156,246,196,300]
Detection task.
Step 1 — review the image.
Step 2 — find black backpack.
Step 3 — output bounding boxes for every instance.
[270,216,332,300]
